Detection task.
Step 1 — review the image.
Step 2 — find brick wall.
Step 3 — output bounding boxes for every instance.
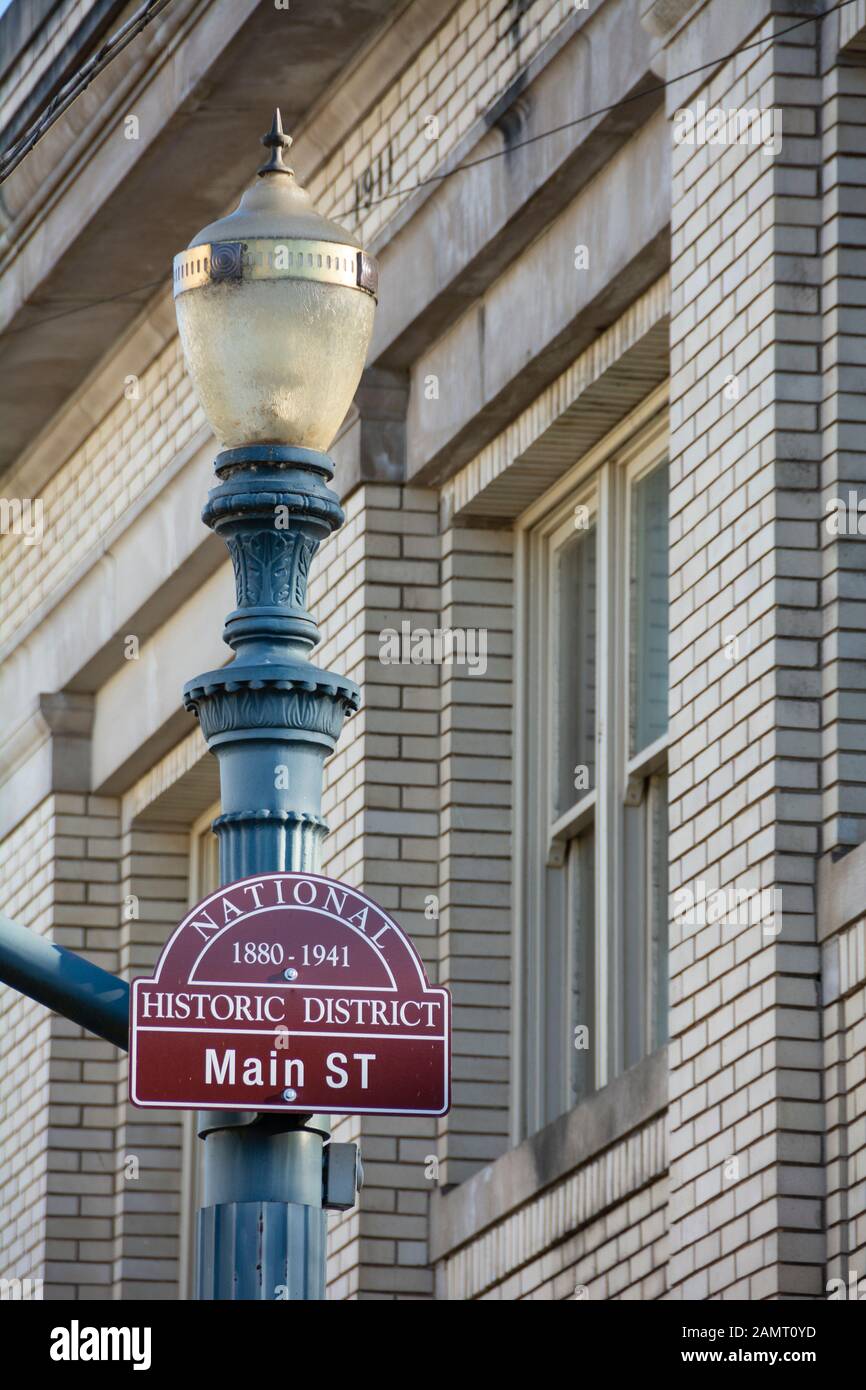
[437,524,513,1186]
[112,823,189,1299]
[319,481,442,1298]
[319,0,574,249]
[667,11,825,1299]
[0,338,194,649]
[0,794,128,1299]
[0,801,54,1292]
[45,794,122,1300]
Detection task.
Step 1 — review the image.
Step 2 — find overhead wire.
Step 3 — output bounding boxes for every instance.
[0,0,174,182]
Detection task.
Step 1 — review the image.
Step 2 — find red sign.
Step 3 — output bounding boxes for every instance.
[130,872,450,1116]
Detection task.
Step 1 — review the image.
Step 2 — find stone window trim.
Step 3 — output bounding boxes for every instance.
[818,837,866,946]
[429,1045,667,1265]
[817,839,866,1009]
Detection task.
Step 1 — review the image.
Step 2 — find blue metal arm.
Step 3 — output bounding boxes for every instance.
[0,910,129,1050]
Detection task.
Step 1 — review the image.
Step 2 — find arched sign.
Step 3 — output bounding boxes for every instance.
[130,872,450,1116]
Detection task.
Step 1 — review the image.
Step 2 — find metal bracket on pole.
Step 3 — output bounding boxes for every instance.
[323,1142,363,1212]
[0,910,129,1050]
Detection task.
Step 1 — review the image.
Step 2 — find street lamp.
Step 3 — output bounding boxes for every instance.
[173,111,378,1300]
[174,110,376,453]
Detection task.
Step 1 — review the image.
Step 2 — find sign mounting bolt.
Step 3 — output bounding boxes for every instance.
[283,1088,297,1103]
[283,967,298,981]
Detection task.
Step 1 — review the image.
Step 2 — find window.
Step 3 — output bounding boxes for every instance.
[515,421,669,1139]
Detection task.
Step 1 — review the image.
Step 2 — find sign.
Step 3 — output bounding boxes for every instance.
[130,872,450,1116]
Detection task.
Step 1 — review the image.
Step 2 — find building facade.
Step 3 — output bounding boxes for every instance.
[1,0,864,1300]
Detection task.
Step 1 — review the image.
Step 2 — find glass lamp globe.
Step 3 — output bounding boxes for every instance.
[173,111,377,453]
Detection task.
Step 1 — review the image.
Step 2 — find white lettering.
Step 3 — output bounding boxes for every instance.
[326,1052,348,1088]
[205,1049,235,1085]
[50,1321,152,1370]
[355,1053,375,1088]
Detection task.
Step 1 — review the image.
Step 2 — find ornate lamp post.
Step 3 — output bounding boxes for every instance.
[172,111,378,1300]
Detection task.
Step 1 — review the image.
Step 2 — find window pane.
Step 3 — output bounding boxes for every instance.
[622,799,647,1072]
[630,463,669,754]
[648,772,669,1051]
[569,829,595,1106]
[554,523,597,816]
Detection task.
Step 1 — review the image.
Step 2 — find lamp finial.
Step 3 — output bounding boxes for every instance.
[258,108,293,177]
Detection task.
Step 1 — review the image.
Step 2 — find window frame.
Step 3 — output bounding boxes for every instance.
[546,485,599,842]
[621,434,671,1067]
[623,438,671,772]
